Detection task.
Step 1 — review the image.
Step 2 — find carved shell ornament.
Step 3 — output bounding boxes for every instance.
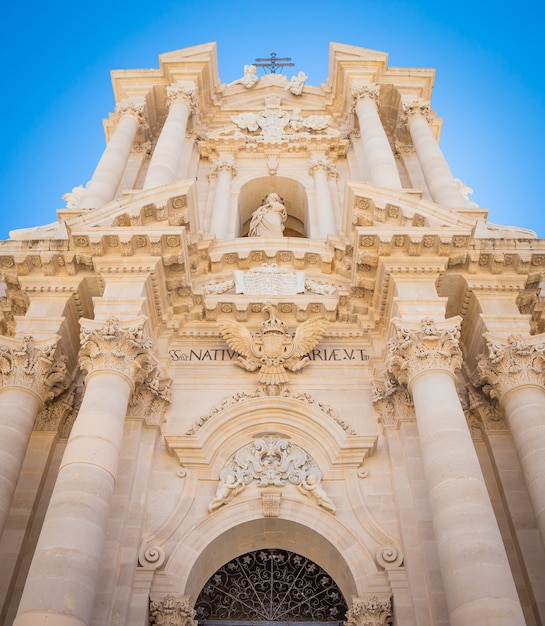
[217,303,328,386]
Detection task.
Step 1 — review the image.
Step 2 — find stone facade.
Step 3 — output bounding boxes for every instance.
[0,42,544,626]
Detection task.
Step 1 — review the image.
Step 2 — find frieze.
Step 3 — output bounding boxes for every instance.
[169,345,369,364]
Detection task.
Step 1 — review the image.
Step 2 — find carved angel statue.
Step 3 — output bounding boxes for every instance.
[298,473,336,513]
[217,304,328,386]
[286,71,307,96]
[229,64,259,89]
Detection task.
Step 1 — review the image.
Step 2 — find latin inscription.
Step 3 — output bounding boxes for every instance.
[169,347,369,362]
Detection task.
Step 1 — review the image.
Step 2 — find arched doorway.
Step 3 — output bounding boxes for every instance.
[194,548,348,625]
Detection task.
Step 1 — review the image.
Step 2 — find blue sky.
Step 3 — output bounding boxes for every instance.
[1,0,543,239]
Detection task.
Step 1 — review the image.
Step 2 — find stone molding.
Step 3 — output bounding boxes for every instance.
[149,595,196,626]
[385,317,463,386]
[0,335,69,401]
[78,317,158,387]
[345,595,393,626]
[478,332,545,400]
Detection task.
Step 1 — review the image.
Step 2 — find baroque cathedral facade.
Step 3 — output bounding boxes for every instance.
[0,42,544,626]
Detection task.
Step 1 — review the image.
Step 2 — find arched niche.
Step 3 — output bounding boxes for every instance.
[238,176,308,237]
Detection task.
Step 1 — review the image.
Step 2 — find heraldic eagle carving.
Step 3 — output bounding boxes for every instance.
[217,304,328,385]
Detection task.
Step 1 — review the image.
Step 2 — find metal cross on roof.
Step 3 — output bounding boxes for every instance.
[254,52,294,74]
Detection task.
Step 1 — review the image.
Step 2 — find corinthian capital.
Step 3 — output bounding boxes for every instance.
[401,99,431,123]
[351,81,380,105]
[0,336,69,401]
[78,317,157,386]
[167,80,197,108]
[308,156,337,179]
[114,98,146,124]
[345,596,392,626]
[386,317,463,386]
[478,333,545,400]
[149,595,196,626]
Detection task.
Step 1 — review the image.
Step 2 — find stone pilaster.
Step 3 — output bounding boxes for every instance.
[385,317,525,626]
[80,99,146,209]
[402,99,471,208]
[149,595,196,626]
[351,81,401,190]
[345,596,392,626]
[14,318,166,626]
[0,336,69,539]
[144,81,196,189]
[308,155,338,238]
[478,333,545,546]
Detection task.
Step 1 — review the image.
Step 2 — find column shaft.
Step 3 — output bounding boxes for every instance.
[80,112,141,209]
[144,100,190,190]
[209,165,234,238]
[14,371,132,626]
[404,105,469,208]
[410,370,525,625]
[501,385,545,546]
[354,99,402,189]
[0,388,42,538]
[312,167,337,237]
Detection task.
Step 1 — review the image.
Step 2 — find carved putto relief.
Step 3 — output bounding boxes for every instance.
[208,435,335,513]
[217,303,328,386]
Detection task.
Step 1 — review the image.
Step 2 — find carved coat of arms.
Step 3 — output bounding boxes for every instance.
[218,304,328,386]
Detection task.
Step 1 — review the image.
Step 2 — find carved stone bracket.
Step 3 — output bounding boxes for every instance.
[149,595,196,626]
[78,317,158,387]
[478,332,545,400]
[208,435,335,514]
[346,596,393,626]
[0,335,70,401]
[385,317,463,386]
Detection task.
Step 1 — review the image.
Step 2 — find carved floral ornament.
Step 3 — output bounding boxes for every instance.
[208,435,336,514]
[149,595,196,626]
[385,317,464,386]
[0,336,69,401]
[478,332,545,400]
[345,596,393,626]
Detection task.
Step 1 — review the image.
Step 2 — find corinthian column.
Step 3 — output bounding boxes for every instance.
[351,82,402,190]
[208,157,237,239]
[144,81,196,190]
[0,336,68,539]
[14,318,164,626]
[478,333,545,547]
[80,100,145,209]
[386,318,525,626]
[308,155,338,238]
[402,100,470,208]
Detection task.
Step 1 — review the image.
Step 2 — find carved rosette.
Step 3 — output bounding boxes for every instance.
[345,596,393,626]
[0,336,69,401]
[78,317,158,387]
[478,333,545,400]
[385,317,463,387]
[149,595,196,626]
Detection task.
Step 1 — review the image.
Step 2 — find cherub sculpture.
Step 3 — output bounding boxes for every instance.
[218,304,328,386]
